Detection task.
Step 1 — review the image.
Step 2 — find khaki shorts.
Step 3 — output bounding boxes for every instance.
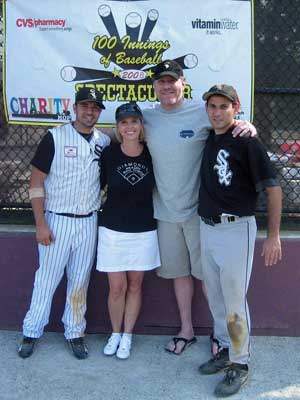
[156,214,202,280]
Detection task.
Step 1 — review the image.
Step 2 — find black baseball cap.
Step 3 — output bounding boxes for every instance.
[75,87,105,109]
[152,60,183,81]
[115,102,143,123]
[202,84,240,105]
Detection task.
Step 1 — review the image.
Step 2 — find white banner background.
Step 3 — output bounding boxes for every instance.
[4,0,253,125]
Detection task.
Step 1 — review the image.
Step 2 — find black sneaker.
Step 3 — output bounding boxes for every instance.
[68,337,88,360]
[18,336,37,359]
[214,363,248,397]
[199,348,231,375]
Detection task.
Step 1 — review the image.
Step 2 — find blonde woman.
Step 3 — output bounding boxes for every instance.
[96,103,160,359]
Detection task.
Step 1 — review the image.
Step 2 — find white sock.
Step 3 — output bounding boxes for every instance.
[111,332,121,338]
[122,333,132,342]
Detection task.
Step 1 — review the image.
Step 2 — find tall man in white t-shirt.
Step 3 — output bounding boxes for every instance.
[143,60,256,354]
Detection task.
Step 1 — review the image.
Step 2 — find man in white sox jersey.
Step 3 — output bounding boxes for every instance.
[142,60,257,355]
[198,84,282,397]
[18,88,110,359]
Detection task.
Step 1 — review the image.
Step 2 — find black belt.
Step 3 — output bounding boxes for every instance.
[201,216,237,226]
[49,211,94,218]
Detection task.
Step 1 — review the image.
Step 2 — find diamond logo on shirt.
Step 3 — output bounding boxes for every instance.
[117,162,149,186]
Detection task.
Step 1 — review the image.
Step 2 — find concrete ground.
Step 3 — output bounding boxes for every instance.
[2,330,300,400]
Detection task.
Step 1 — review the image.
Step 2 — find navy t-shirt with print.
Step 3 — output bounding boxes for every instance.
[99,143,156,233]
[198,128,279,217]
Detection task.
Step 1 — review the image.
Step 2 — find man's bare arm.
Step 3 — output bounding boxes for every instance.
[99,127,117,142]
[30,167,55,246]
[261,185,282,266]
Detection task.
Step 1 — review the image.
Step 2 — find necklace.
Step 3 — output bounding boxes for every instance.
[120,142,143,157]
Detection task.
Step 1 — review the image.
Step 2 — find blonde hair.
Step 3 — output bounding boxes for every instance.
[115,122,145,143]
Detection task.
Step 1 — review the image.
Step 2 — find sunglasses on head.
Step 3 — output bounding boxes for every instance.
[115,103,143,121]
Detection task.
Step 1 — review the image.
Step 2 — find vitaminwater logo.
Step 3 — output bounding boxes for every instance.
[60,5,199,103]
[191,17,239,35]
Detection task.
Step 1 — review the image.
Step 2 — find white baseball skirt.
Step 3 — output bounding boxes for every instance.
[96,226,161,272]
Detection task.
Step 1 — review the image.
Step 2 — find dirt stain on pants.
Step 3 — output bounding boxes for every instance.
[227,313,247,353]
[69,288,86,326]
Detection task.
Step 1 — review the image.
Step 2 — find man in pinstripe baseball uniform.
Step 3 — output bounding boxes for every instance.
[18,88,110,359]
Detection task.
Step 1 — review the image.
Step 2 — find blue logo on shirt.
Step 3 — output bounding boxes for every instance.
[180,130,194,138]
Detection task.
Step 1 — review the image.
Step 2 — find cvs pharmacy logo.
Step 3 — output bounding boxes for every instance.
[16,18,34,28]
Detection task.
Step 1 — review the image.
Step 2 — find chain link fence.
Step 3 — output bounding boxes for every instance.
[254,0,300,212]
[1,0,300,214]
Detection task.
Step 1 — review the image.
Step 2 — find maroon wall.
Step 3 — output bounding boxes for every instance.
[1,231,299,335]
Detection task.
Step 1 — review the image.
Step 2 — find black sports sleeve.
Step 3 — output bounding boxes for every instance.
[31,131,55,174]
[247,138,279,191]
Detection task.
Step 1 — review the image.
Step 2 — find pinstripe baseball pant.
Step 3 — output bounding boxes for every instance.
[23,211,97,339]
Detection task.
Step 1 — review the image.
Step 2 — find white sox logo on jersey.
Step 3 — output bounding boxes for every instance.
[214,149,233,186]
[94,144,105,173]
[117,162,149,186]
[94,144,104,161]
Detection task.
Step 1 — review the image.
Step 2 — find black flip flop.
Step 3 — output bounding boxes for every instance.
[165,336,197,355]
[210,333,221,356]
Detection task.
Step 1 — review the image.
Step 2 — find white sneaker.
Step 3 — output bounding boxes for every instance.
[103,333,121,356]
[116,335,132,360]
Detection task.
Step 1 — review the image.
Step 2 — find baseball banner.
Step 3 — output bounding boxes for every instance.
[3,0,254,125]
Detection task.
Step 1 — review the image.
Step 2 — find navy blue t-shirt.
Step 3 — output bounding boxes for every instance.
[99,143,156,233]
